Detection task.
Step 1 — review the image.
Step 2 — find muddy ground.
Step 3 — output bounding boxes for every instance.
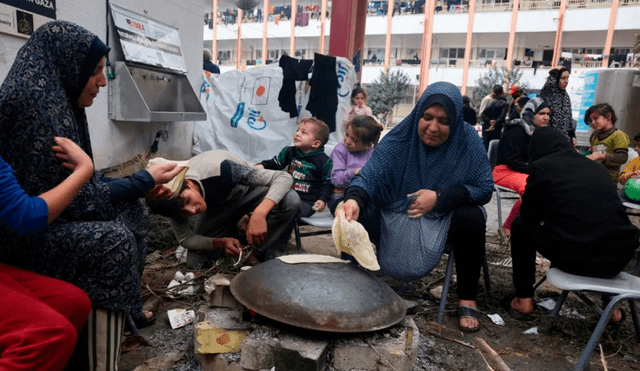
[118,197,640,371]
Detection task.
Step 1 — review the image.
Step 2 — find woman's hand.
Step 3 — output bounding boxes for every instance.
[146,162,186,185]
[407,189,437,219]
[342,199,360,221]
[212,237,242,256]
[52,137,93,177]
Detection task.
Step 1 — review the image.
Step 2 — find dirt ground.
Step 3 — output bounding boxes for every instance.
[118,198,640,371]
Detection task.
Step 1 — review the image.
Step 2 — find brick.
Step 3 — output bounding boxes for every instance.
[240,329,276,370]
[332,318,419,371]
[197,353,244,371]
[194,307,252,355]
[275,332,329,371]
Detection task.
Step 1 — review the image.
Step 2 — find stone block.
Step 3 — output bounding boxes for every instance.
[197,353,244,371]
[240,327,276,370]
[332,318,419,371]
[275,332,330,371]
[195,306,252,355]
[206,273,241,308]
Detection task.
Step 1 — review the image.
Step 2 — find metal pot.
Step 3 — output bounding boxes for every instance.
[230,258,406,332]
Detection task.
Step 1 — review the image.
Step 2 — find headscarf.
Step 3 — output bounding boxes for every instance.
[528,126,576,164]
[351,81,493,209]
[0,21,112,220]
[539,70,574,140]
[506,97,550,136]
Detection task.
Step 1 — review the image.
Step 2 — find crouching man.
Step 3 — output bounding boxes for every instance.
[146,150,300,268]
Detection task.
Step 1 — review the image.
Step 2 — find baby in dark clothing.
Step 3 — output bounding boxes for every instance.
[257,117,333,217]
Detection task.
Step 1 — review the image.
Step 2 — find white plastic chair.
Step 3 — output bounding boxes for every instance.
[545,267,640,371]
[487,139,520,229]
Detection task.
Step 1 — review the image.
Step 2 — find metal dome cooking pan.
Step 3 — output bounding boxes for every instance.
[230,257,406,333]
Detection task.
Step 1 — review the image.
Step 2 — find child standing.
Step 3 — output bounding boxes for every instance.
[329,115,383,214]
[345,87,373,123]
[585,103,629,183]
[258,117,333,217]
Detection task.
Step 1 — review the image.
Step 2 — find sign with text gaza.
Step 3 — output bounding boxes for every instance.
[110,4,186,73]
[0,0,56,38]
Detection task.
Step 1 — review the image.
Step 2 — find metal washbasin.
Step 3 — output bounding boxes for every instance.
[230,258,406,333]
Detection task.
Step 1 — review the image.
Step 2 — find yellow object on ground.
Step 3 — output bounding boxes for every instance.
[332,211,380,271]
[196,322,249,354]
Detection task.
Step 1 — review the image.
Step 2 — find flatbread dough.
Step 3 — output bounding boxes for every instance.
[277,254,350,264]
[332,211,380,271]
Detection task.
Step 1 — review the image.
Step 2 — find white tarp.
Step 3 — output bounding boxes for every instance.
[193,57,356,164]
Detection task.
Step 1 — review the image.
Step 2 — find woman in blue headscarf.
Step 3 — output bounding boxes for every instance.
[342,81,493,332]
[0,21,181,370]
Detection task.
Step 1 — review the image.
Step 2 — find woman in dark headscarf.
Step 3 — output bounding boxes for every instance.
[342,81,494,332]
[0,21,181,370]
[493,97,549,237]
[539,67,575,143]
[507,128,638,321]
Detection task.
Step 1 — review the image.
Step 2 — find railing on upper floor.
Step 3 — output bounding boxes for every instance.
[363,0,637,16]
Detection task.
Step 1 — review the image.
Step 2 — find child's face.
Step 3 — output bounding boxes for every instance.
[589,112,613,132]
[353,92,366,108]
[344,125,369,153]
[293,122,321,152]
[178,180,207,218]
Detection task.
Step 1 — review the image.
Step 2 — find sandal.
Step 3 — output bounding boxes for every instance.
[131,310,156,329]
[458,305,482,333]
[502,293,534,322]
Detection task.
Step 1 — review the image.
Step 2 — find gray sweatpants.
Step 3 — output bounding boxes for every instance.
[186,187,300,267]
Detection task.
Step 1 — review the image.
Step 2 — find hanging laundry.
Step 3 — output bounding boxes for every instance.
[295,12,309,27]
[306,53,338,132]
[278,55,313,118]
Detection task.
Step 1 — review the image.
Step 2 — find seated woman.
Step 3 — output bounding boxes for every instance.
[508,128,639,322]
[342,81,494,332]
[492,97,550,237]
[0,21,182,370]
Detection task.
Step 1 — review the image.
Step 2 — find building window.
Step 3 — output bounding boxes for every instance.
[269,50,280,59]
[440,48,465,59]
[477,48,506,60]
[584,48,602,55]
[295,49,306,58]
[218,51,231,61]
[611,48,631,55]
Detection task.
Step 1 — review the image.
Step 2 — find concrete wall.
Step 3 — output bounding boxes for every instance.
[0,0,205,169]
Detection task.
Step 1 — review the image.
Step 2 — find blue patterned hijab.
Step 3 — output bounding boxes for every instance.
[0,21,112,220]
[351,81,493,208]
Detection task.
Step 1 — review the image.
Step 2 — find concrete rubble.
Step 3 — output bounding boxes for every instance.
[194,306,420,371]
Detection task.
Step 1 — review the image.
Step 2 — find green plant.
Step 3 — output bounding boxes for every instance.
[368,69,411,124]
[473,66,529,109]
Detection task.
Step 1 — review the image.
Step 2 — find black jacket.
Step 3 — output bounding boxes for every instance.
[496,123,530,173]
[481,96,508,132]
[520,128,638,269]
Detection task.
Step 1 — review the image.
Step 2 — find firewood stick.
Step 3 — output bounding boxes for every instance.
[475,348,496,371]
[424,329,475,349]
[475,338,511,371]
[599,344,608,371]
